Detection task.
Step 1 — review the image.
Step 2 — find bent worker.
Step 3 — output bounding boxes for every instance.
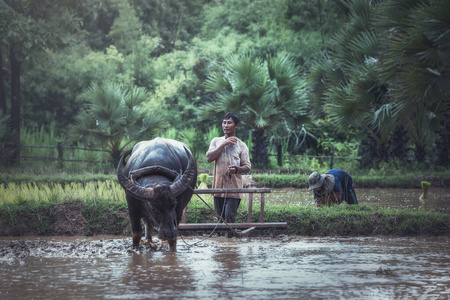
[206,112,251,226]
[308,169,358,207]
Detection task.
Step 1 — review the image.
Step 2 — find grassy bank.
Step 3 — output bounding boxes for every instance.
[252,171,450,188]
[1,170,449,188]
[1,186,449,237]
[188,198,450,236]
[1,172,449,237]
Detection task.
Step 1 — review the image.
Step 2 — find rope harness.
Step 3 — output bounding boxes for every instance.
[179,168,254,249]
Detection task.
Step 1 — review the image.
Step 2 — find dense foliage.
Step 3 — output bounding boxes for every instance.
[307,0,450,168]
[0,0,448,172]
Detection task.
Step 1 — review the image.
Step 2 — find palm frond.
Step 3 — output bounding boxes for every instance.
[244,102,279,130]
[125,86,150,109]
[343,0,373,31]
[326,82,373,130]
[204,71,231,93]
[349,30,379,57]
[140,110,168,138]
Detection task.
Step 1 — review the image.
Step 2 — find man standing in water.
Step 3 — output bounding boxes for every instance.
[206,112,251,230]
[308,169,358,207]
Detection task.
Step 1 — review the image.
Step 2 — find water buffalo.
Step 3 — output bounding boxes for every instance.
[117,138,197,251]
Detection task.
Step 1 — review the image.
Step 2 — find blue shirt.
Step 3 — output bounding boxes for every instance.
[313,169,358,205]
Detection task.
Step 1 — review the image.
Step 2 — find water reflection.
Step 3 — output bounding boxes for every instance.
[210,245,243,299]
[121,252,196,298]
[1,236,448,299]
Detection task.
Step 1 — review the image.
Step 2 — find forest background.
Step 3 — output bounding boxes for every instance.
[0,0,449,177]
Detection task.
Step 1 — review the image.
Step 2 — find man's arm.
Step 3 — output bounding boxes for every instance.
[228,164,250,174]
[206,137,238,163]
[206,143,225,163]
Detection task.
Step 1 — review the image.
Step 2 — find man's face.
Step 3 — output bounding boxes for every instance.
[222,117,238,136]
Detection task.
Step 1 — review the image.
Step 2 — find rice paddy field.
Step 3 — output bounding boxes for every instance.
[0,177,449,237]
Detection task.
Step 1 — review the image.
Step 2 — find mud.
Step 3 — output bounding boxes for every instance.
[0,236,133,262]
[0,235,449,299]
[0,201,130,236]
[51,201,87,235]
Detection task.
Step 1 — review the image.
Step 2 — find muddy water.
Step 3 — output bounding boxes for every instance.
[252,187,450,210]
[1,235,449,299]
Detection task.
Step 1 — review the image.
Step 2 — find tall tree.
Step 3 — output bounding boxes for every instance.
[0,47,5,116]
[200,53,308,168]
[133,0,205,54]
[0,0,81,163]
[108,0,141,54]
[307,0,396,167]
[374,0,450,164]
[74,0,117,50]
[308,0,449,167]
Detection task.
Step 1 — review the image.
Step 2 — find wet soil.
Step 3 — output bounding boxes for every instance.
[0,236,133,261]
[0,201,130,236]
[51,201,87,235]
[0,235,449,299]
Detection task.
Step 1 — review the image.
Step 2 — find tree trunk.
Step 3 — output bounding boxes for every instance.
[359,132,389,168]
[251,129,269,169]
[388,125,408,161]
[10,44,21,164]
[414,143,426,164]
[0,47,6,116]
[434,108,450,167]
[277,144,282,167]
[111,150,121,169]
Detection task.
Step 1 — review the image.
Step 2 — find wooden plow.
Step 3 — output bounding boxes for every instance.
[179,188,288,236]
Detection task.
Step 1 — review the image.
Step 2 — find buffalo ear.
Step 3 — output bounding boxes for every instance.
[117,150,155,201]
[121,149,132,166]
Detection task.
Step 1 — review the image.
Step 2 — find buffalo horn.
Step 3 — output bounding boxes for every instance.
[169,145,197,197]
[117,150,155,201]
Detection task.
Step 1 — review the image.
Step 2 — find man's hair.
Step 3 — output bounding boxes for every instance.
[222,112,240,125]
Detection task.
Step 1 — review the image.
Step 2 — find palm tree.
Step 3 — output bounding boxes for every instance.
[307,0,399,167]
[200,53,308,168]
[308,0,449,167]
[374,0,450,164]
[71,82,167,166]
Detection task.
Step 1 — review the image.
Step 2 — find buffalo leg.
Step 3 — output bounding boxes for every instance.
[144,219,153,242]
[168,238,177,252]
[127,197,144,247]
[132,232,143,247]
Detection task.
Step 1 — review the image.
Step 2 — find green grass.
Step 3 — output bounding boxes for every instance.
[252,171,450,188]
[0,181,125,204]
[0,171,116,185]
[280,205,449,236]
[2,169,450,188]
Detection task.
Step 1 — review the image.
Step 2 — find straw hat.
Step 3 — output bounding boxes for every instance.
[308,172,325,190]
